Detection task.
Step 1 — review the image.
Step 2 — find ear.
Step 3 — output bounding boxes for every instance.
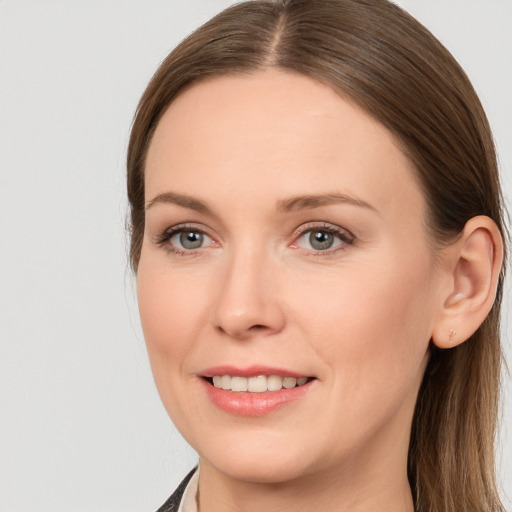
[431,216,503,349]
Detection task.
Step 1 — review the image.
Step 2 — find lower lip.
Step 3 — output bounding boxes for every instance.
[202,379,313,417]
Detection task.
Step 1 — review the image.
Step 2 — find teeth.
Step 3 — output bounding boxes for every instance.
[282,377,297,389]
[221,375,231,390]
[248,375,267,393]
[267,375,283,391]
[210,375,310,392]
[231,376,248,392]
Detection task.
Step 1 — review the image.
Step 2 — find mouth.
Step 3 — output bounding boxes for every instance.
[205,375,314,393]
[199,369,316,416]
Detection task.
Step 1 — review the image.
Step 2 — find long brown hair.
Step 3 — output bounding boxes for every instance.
[127,1,507,510]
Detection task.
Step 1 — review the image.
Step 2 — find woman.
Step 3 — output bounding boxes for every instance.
[127,1,507,511]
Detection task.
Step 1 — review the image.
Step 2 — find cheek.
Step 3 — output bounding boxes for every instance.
[291,255,435,399]
[290,260,435,457]
[136,255,208,378]
[136,257,214,431]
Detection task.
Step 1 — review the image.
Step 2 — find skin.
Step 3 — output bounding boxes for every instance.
[137,70,452,512]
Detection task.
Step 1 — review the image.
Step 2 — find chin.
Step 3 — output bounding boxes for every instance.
[194,431,321,484]
[209,454,312,485]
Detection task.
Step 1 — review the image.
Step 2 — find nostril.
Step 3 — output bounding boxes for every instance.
[215,323,271,339]
[250,324,267,331]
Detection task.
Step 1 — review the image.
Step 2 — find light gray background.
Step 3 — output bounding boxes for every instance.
[0,1,510,511]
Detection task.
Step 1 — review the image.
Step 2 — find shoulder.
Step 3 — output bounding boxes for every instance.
[155,467,198,512]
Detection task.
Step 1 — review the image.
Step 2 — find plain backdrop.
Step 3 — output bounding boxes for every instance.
[0,1,510,511]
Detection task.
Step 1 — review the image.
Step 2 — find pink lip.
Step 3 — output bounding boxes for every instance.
[200,365,309,379]
[199,366,315,417]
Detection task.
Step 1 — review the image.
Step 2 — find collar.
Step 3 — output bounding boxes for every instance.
[177,467,199,512]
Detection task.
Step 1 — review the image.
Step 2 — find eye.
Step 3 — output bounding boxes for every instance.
[171,230,210,250]
[155,225,216,253]
[292,224,353,253]
[297,229,342,251]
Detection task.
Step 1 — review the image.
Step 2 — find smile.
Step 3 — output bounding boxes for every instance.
[210,375,310,393]
[200,369,316,416]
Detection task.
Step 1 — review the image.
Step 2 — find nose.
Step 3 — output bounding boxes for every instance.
[211,248,285,340]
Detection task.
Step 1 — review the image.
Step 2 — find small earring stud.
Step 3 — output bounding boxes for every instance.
[448,329,456,343]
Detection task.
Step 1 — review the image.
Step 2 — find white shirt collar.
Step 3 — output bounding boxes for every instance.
[177,468,199,512]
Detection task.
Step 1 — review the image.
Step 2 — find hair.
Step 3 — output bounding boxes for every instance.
[127,1,507,510]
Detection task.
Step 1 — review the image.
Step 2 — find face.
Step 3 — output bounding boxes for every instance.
[138,70,445,485]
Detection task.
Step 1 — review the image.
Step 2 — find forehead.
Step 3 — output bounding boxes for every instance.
[145,70,424,217]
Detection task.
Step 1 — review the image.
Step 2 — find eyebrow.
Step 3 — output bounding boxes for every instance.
[145,191,377,215]
[276,193,378,214]
[145,192,213,214]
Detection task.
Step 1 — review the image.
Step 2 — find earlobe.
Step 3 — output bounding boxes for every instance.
[431,216,503,349]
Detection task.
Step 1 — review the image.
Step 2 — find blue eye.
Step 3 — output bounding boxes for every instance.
[169,229,213,250]
[307,230,337,250]
[154,226,216,254]
[293,225,353,252]
[172,230,203,249]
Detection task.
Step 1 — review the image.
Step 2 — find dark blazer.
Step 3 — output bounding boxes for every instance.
[156,467,198,512]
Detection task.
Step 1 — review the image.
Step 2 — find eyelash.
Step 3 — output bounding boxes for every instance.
[154,223,216,256]
[154,222,355,256]
[291,222,355,255]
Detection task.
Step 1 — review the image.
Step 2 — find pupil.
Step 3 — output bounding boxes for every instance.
[310,231,333,250]
[180,231,203,249]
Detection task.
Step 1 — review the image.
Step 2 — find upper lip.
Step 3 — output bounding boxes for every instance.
[200,365,313,379]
